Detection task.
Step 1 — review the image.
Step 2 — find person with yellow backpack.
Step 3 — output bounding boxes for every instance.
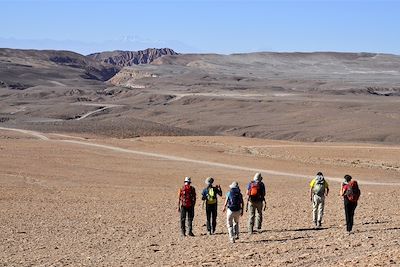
[201,177,222,235]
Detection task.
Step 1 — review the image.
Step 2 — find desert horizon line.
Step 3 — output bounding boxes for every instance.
[1,46,400,57]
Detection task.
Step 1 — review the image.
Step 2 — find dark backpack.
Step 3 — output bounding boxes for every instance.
[346,180,360,202]
[228,188,242,211]
[181,185,194,208]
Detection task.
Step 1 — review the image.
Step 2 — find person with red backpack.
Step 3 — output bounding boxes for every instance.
[201,177,222,235]
[246,172,266,234]
[178,177,196,237]
[223,181,244,243]
[340,174,361,234]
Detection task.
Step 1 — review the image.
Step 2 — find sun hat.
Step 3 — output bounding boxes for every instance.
[229,181,239,189]
[253,172,263,181]
[184,177,191,183]
[205,177,214,185]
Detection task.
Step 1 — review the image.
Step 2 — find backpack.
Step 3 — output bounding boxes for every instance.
[346,180,360,202]
[206,187,217,205]
[313,176,325,196]
[228,188,242,212]
[249,181,262,201]
[181,184,194,208]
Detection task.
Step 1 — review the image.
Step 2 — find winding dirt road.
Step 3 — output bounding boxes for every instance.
[1,126,398,186]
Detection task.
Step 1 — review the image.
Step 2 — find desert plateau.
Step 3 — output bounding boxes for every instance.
[0,48,400,266]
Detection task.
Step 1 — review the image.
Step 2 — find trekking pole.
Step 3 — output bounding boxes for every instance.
[245,199,249,212]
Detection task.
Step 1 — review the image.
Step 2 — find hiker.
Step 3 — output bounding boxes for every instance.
[201,177,222,235]
[309,171,329,228]
[246,172,266,234]
[340,174,361,233]
[223,181,244,243]
[178,176,196,237]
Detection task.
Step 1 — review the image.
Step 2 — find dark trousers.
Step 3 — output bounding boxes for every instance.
[180,206,194,234]
[206,203,218,233]
[344,198,357,232]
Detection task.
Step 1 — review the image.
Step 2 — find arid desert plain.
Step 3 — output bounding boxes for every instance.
[1,127,399,266]
[0,49,400,266]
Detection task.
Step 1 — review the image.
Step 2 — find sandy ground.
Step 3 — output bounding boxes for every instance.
[0,128,399,266]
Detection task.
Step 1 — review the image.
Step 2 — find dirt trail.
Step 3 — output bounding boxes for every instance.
[1,126,399,186]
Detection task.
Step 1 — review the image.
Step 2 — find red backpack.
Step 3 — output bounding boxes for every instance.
[181,184,194,208]
[346,180,361,202]
[249,181,262,201]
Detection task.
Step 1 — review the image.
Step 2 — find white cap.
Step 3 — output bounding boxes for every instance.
[253,172,262,181]
[229,181,239,189]
[184,177,191,183]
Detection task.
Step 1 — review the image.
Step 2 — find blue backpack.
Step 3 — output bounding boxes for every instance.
[228,188,242,211]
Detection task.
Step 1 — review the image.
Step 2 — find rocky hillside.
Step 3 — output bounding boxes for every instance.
[88,48,178,67]
[0,48,120,89]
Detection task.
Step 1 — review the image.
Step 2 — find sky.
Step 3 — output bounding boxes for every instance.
[0,0,399,55]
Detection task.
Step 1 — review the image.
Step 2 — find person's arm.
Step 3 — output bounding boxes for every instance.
[177,189,181,212]
[310,187,314,202]
[216,185,222,196]
[340,184,346,196]
[222,196,228,212]
[240,195,244,216]
[192,187,196,206]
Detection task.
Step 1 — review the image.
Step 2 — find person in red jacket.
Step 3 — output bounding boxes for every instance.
[340,174,361,234]
[178,177,196,237]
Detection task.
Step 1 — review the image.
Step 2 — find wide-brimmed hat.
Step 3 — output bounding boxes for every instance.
[184,177,191,183]
[229,181,239,189]
[205,177,214,185]
[253,172,263,181]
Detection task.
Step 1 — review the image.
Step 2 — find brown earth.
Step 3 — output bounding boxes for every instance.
[0,128,399,266]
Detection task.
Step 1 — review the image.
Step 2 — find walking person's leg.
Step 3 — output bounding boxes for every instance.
[248,202,256,234]
[211,204,217,234]
[344,200,351,232]
[188,206,195,236]
[348,202,357,232]
[180,207,187,236]
[206,204,212,234]
[255,201,263,230]
[226,209,235,242]
[233,211,240,239]
[312,195,318,226]
[317,196,325,227]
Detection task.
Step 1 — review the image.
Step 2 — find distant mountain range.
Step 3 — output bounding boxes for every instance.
[88,48,178,67]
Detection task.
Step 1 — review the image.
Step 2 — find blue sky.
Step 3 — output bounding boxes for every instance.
[0,0,399,55]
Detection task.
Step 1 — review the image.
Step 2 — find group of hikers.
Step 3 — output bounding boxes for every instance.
[178,172,361,243]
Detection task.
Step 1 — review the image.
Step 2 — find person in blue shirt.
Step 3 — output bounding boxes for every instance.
[223,181,244,243]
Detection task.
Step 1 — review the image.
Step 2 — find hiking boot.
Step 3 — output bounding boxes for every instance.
[181,232,186,237]
[234,235,239,240]
[230,238,235,243]
[188,232,195,237]
[317,221,322,228]
[207,231,212,236]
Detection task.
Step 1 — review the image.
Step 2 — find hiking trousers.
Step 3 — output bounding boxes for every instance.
[344,198,357,232]
[180,206,195,235]
[248,200,263,232]
[206,203,218,233]
[312,194,325,225]
[227,209,240,240]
